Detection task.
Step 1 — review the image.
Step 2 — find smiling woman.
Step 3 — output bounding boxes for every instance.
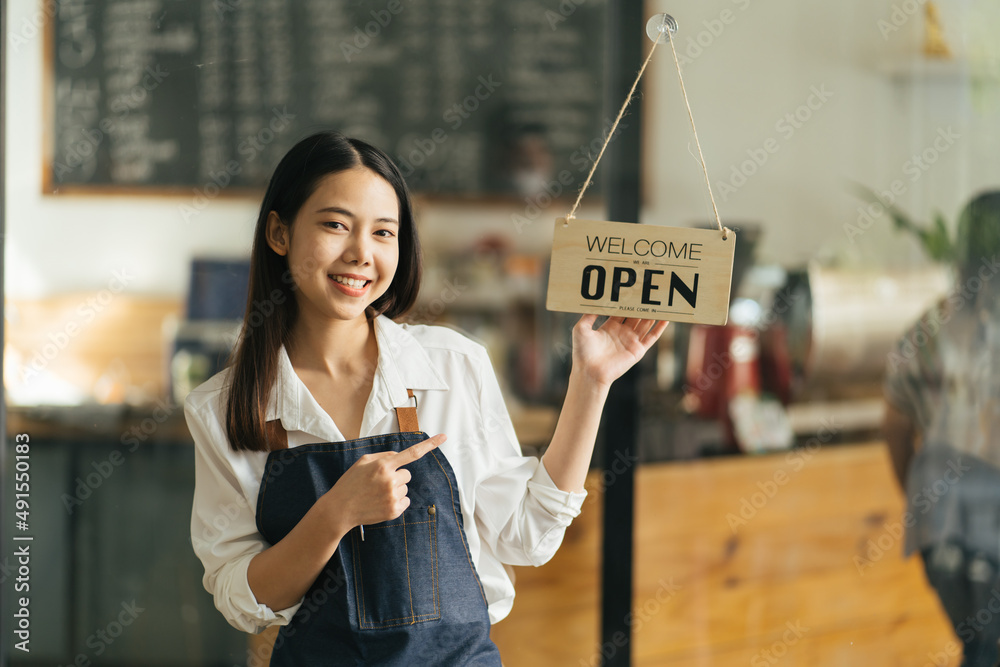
[182,130,667,665]
[264,167,402,325]
[223,132,422,453]
[261,165,406,442]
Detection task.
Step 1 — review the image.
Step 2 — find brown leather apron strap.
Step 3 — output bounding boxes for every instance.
[264,389,419,450]
[394,389,420,433]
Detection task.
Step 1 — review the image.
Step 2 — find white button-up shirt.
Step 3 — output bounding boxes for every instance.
[185,314,587,634]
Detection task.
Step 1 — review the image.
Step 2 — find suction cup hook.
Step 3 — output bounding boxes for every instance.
[646,13,678,43]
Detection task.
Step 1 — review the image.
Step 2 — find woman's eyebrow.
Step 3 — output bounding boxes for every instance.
[315,206,354,216]
[315,206,398,224]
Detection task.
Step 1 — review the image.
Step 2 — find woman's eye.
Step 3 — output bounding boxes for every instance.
[323,221,346,229]
[375,229,396,238]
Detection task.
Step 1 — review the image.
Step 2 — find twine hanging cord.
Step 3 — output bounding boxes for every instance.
[564,19,729,241]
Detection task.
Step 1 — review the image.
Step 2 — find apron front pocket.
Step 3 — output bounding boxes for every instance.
[350,504,441,630]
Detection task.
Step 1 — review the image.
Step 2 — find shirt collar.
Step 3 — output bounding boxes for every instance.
[371,314,450,400]
[264,314,449,436]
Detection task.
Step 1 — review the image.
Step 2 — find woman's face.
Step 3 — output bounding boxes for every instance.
[269,166,401,325]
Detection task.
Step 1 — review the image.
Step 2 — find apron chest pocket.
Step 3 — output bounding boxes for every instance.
[350,504,441,630]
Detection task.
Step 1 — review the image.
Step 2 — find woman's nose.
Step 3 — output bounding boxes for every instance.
[343,230,373,264]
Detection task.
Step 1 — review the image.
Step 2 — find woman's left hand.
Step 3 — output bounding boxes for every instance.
[571,314,671,388]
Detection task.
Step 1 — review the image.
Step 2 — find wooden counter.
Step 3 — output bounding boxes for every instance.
[490,442,960,666]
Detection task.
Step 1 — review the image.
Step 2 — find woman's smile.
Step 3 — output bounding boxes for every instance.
[329,272,373,296]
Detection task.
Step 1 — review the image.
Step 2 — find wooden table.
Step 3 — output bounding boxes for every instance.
[490,442,960,666]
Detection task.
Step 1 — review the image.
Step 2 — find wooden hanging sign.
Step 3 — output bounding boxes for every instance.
[546,217,736,325]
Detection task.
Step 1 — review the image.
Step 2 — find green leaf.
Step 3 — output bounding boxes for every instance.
[926,210,956,262]
[847,182,954,262]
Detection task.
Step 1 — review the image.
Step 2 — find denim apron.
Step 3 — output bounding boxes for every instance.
[254,390,503,666]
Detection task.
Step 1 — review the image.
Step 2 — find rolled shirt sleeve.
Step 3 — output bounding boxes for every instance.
[185,390,303,634]
[470,346,587,568]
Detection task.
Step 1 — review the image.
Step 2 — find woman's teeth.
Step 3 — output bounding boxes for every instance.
[332,275,368,288]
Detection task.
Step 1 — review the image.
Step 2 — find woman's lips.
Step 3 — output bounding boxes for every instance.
[329,274,371,296]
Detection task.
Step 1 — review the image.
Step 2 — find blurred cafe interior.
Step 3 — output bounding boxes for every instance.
[3,0,1000,665]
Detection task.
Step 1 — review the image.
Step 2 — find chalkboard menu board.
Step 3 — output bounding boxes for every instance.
[46,0,609,197]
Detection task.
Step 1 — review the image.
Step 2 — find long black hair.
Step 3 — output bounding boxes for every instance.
[225,131,422,452]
